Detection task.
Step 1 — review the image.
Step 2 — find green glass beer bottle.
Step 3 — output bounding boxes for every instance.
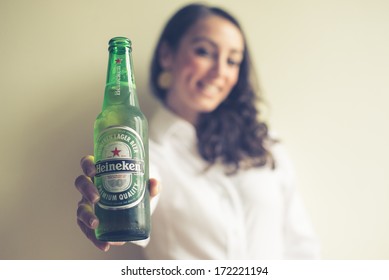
[94,37,150,241]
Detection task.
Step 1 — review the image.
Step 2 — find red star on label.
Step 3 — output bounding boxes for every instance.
[115,58,122,64]
[111,147,121,157]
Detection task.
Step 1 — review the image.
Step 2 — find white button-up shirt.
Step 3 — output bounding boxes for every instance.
[143,105,320,259]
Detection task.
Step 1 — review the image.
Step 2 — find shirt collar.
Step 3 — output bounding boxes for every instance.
[150,103,197,145]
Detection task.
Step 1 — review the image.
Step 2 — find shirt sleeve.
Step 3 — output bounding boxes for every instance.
[275,144,321,259]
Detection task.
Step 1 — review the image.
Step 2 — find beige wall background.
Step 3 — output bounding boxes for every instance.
[1,0,388,259]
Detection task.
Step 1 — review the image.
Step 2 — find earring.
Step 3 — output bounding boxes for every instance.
[157,71,172,90]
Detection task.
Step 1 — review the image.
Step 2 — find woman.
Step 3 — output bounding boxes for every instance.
[75,3,320,259]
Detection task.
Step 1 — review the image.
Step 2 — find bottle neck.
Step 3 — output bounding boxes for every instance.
[103,43,139,110]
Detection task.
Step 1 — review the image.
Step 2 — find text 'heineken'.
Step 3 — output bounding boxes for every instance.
[94,37,150,241]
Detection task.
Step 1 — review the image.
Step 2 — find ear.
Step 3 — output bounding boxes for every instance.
[158,42,174,70]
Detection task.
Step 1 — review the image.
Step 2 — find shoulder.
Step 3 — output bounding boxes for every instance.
[267,132,297,185]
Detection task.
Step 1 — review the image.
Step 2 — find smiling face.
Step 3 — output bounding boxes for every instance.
[160,15,245,124]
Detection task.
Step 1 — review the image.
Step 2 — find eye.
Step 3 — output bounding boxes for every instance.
[194,46,211,57]
[227,58,241,67]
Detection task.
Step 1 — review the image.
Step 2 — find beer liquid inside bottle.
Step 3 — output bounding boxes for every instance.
[94,37,150,241]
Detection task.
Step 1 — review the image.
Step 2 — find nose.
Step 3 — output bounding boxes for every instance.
[209,56,228,78]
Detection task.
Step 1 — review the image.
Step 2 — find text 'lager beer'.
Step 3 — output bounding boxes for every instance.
[94,37,150,241]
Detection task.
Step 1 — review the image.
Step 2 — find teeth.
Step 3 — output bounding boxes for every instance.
[202,83,219,94]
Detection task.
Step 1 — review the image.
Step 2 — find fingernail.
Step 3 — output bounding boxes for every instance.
[90,218,98,228]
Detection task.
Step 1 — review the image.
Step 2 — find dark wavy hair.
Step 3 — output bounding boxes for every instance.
[150,3,276,173]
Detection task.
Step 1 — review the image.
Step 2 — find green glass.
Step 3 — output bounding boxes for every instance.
[94,37,150,241]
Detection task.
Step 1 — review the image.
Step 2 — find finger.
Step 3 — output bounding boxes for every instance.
[149,178,160,198]
[77,200,99,229]
[81,155,96,177]
[75,175,100,204]
[77,219,110,252]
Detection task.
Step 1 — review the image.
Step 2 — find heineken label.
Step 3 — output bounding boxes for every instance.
[95,126,146,210]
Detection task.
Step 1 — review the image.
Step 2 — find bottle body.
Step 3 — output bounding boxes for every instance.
[93,37,150,241]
